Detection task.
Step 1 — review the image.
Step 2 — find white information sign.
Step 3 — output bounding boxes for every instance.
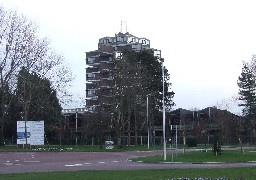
[17,121,44,145]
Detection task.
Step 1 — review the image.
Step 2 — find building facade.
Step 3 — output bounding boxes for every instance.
[85,32,151,112]
[168,107,243,144]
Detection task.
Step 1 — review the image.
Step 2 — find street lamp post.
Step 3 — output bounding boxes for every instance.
[75,111,78,146]
[161,57,166,161]
[146,94,150,149]
[154,49,166,161]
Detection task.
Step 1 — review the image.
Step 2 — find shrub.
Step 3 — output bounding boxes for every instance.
[212,134,222,155]
[186,135,197,147]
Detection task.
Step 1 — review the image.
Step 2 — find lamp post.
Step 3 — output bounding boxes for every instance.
[154,49,166,161]
[146,94,150,149]
[75,111,78,146]
[161,57,166,161]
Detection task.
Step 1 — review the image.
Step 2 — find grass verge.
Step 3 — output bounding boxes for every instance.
[0,167,255,180]
[130,150,256,163]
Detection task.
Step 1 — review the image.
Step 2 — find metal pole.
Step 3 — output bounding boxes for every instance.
[147,94,149,149]
[209,107,211,121]
[76,112,78,146]
[176,125,178,149]
[25,117,27,146]
[162,57,166,161]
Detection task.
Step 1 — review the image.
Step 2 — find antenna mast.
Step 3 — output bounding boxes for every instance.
[125,21,127,33]
[120,21,123,33]
[120,20,127,33]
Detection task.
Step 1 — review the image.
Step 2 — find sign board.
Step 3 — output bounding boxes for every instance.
[17,121,44,145]
[17,121,31,144]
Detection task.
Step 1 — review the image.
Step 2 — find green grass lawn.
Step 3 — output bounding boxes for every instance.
[0,167,255,180]
[131,150,256,163]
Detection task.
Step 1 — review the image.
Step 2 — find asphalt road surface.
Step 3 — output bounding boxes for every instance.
[0,150,256,174]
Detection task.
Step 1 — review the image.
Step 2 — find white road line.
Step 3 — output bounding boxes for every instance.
[65,160,123,167]
[74,164,83,166]
[4,163,13,166]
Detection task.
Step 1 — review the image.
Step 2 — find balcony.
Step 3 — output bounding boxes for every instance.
[99,44,115,54]
[99,79,114,87]
[100,62,114,72]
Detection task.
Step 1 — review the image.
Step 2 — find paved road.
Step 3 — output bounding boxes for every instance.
[0,150,255,174]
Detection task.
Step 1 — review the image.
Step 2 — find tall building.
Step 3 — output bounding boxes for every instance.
[85,32,151,113]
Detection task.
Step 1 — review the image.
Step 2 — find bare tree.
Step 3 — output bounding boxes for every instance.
[0,6,73,145]
[215,95,240,115]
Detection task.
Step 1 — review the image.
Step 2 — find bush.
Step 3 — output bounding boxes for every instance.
[212,134,222,155]
[186,136,197,147]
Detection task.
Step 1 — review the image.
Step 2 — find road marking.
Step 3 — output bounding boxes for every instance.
[24,161,40,163]
[4,162,13,166]
[74,164,83,166]
[65,160,125,167]
[65,163,83,167]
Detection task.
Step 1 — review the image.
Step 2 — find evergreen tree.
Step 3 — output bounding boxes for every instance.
[237,62,256,128]
[212,134,222,156]
[16,67,62,144]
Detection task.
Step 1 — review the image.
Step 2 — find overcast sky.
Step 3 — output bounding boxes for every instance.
[2,0,256,114]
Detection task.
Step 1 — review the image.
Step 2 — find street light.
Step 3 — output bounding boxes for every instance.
[75,111,78,146]
[154,49,166,161]
[146,94,150,149]
[161,57,166,161]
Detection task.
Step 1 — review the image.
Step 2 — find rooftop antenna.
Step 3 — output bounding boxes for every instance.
[125,21,127,33]
[120,21,123,33]
[120,20,127,33]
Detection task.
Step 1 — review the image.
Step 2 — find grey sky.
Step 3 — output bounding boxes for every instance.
[2,0,256,114]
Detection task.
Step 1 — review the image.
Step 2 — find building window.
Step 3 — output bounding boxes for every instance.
[87,57,95,64]
[87,73,95,78]
[133,37,138,43]
[88,89,96,96]
[115,52,122,59]
[108,38,113,43]
[109,71,113,79]
[128,37,133,43]
[132,44,141,51]
[117,36,123,42]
